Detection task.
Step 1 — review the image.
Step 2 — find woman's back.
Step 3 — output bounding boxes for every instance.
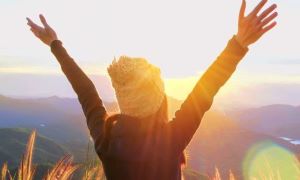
[99,115,183,180]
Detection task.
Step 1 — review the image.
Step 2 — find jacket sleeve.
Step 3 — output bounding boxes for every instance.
[168,36,248,153]
[51,40,108,148]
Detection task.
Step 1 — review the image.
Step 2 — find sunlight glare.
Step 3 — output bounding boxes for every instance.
[243,141,300,180]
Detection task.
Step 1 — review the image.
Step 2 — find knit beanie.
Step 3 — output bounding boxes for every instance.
[107,56,165,118]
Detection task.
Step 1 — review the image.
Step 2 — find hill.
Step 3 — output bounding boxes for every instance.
[0,95,181,143]
[0,95,88,143]
[1,95,300,179]
[0,128,67,169]
[186,111,300,179]
[227,104,300,139]
[0,95,181,163]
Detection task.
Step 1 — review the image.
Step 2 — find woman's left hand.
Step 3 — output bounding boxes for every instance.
[235,0,278,48]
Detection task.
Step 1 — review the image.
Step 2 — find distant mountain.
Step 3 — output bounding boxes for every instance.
[216,83,300,108]
[1,95,300,179]
[0,128,67,169]
[3,73,300,107]
[187,111,300,179]
[227,104,300,139]
[0,95,89,144]
[0,95,182,162]
[0,95,180,143]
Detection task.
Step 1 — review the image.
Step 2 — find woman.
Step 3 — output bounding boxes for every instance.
[27,0,277,179]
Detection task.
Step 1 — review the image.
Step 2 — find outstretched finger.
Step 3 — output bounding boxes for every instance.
[39,14,50,28]
[261,21,277,35]
[239,0,246,20]
[250,0,268,17]
[260,12,278,28]
[27,18,39,28]
[26,17,43,31]
[26,17,34,25]
[258,4,277,21]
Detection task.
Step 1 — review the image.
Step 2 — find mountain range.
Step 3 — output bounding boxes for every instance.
[228,104,300,139]
[1,95,300,179]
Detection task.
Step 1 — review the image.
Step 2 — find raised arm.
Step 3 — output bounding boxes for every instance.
[169,0,278,152]
[26,15,108,146]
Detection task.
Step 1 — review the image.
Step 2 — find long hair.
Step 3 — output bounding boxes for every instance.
[103,95,186,166]
[150,95,187,167]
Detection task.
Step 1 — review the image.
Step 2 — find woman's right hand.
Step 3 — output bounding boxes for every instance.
[26,14,58,46]
[235,0,278,48]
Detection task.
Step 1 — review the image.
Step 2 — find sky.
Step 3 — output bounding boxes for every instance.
[0,0,300,106]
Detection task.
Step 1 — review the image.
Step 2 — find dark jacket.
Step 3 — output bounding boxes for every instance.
[50,37,248,180]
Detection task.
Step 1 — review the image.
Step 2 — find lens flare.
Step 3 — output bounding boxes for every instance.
[243,141,300,180]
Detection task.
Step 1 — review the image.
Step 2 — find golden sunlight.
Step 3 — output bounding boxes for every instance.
[164,76,198,100]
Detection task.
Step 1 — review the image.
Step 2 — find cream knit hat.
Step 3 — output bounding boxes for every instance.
[107,56,165,118]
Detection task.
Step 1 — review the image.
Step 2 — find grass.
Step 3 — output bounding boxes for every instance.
[18,131,36,180]
[0,131,105,180]
[0,131,299,180]
[44,155,79,180]
[1,162,12,180]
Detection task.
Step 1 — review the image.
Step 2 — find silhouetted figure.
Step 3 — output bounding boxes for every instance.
[27,0,277,179]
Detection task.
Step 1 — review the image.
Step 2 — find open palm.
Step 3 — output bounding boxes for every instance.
[26,14,58,46]
[236,0,278,48]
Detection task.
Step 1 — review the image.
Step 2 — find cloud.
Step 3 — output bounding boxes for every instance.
[2,72,300,109]
[216,83,300,109]
[0,73,116,101]
[1,0,300,102]
[1,0,299,78]
[266,59,300,65]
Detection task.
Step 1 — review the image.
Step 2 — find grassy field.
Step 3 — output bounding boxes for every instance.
[1,131,300,180]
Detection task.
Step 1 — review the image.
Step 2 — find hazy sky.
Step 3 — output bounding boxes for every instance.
[0,0,300,103]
